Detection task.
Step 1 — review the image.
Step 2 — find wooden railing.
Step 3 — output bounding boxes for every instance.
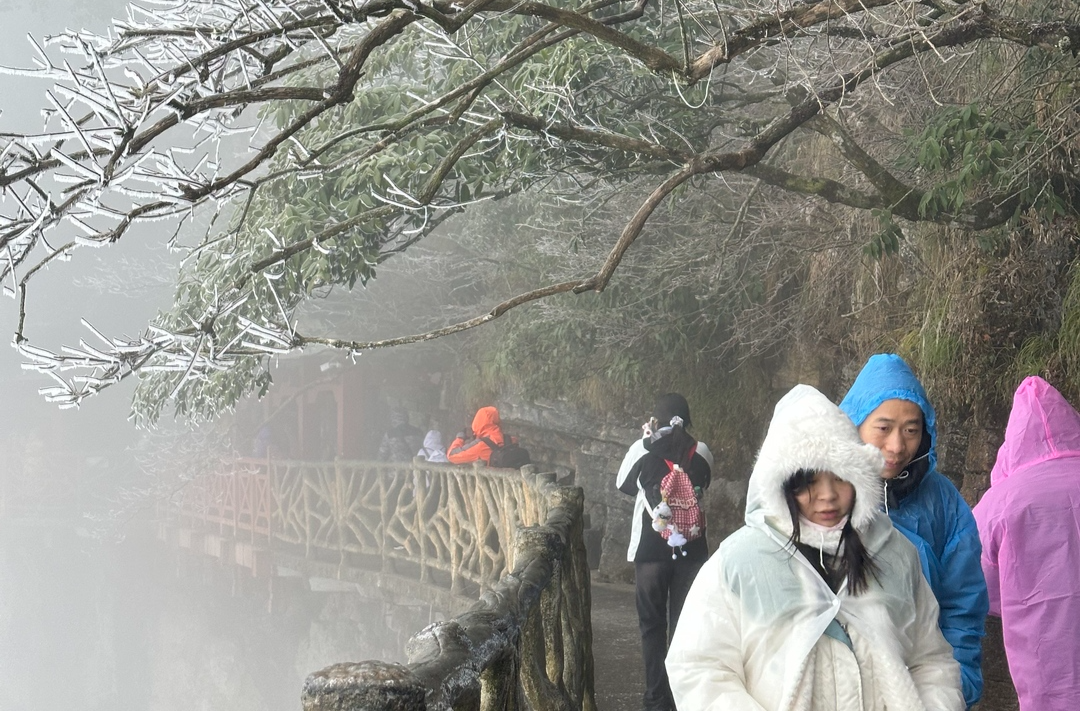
[162,456,596,711]
[172,457,273,542]
[301,475,596,711]
[167,457,547,592]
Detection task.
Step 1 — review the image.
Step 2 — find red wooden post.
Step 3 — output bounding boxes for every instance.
[335,381,345,458]
[233,463,239,536]
[265,453,273,546]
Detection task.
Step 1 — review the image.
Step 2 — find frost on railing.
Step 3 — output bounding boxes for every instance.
[301,475,597,711]
[166,456,547,593]
[161,456,596,711]
[273,458,547,592]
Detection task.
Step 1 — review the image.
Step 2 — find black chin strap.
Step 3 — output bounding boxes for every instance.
[883,450,931,512]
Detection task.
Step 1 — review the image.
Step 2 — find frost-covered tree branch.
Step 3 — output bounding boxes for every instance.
[0,0,1076,418]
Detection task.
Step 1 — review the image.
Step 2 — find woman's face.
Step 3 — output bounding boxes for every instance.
[795,471,855,527]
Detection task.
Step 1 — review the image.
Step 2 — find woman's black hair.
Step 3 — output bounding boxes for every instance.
[782,469,878,595]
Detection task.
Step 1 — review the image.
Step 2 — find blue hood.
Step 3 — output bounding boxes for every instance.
[840,354,988,707]
[838,353,937,473]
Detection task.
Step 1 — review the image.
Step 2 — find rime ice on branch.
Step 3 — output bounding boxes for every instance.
[0,0,1077,414]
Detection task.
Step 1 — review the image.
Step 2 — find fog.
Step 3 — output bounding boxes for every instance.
[0,3,445,708]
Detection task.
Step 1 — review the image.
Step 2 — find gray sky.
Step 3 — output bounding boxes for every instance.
[0,7,418,711]
[0,0,170,435]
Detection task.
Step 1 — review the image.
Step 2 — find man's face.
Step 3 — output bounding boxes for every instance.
[857,398,924,480]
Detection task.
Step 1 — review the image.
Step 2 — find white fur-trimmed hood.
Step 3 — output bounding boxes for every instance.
[747,384,885,533]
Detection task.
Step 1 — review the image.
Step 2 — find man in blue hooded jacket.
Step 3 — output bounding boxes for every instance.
[839,354,988,708]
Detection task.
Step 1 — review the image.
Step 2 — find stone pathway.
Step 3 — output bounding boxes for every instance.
[590,581,644,711]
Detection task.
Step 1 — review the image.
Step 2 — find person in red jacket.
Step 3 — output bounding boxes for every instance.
[447,406,504,464]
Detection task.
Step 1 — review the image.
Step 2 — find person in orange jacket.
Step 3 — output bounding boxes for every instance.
[447,406,504,464]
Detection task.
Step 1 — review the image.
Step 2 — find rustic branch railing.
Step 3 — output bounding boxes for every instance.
[162,456,596,710]
[301,476,596,711]
[168,456,546,592]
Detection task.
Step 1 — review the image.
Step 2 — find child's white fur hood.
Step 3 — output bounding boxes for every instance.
[747,384,885,533]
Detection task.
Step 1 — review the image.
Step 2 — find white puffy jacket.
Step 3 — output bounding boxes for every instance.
[666,385,963,711]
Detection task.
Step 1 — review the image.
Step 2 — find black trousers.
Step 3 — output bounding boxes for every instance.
[635,558,704,711]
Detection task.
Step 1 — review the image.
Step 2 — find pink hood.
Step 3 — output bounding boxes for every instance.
[990,375,1080,486]
[974,375,1080,711]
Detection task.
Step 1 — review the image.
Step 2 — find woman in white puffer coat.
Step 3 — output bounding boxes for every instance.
[666,384,963,711]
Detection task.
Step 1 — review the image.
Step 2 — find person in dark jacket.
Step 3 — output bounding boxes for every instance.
[377,407,424,463]
[839,354,988,708]
[615,393,712,711]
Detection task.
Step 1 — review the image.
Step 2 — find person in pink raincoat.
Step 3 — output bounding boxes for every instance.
[973,376,1080,711]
